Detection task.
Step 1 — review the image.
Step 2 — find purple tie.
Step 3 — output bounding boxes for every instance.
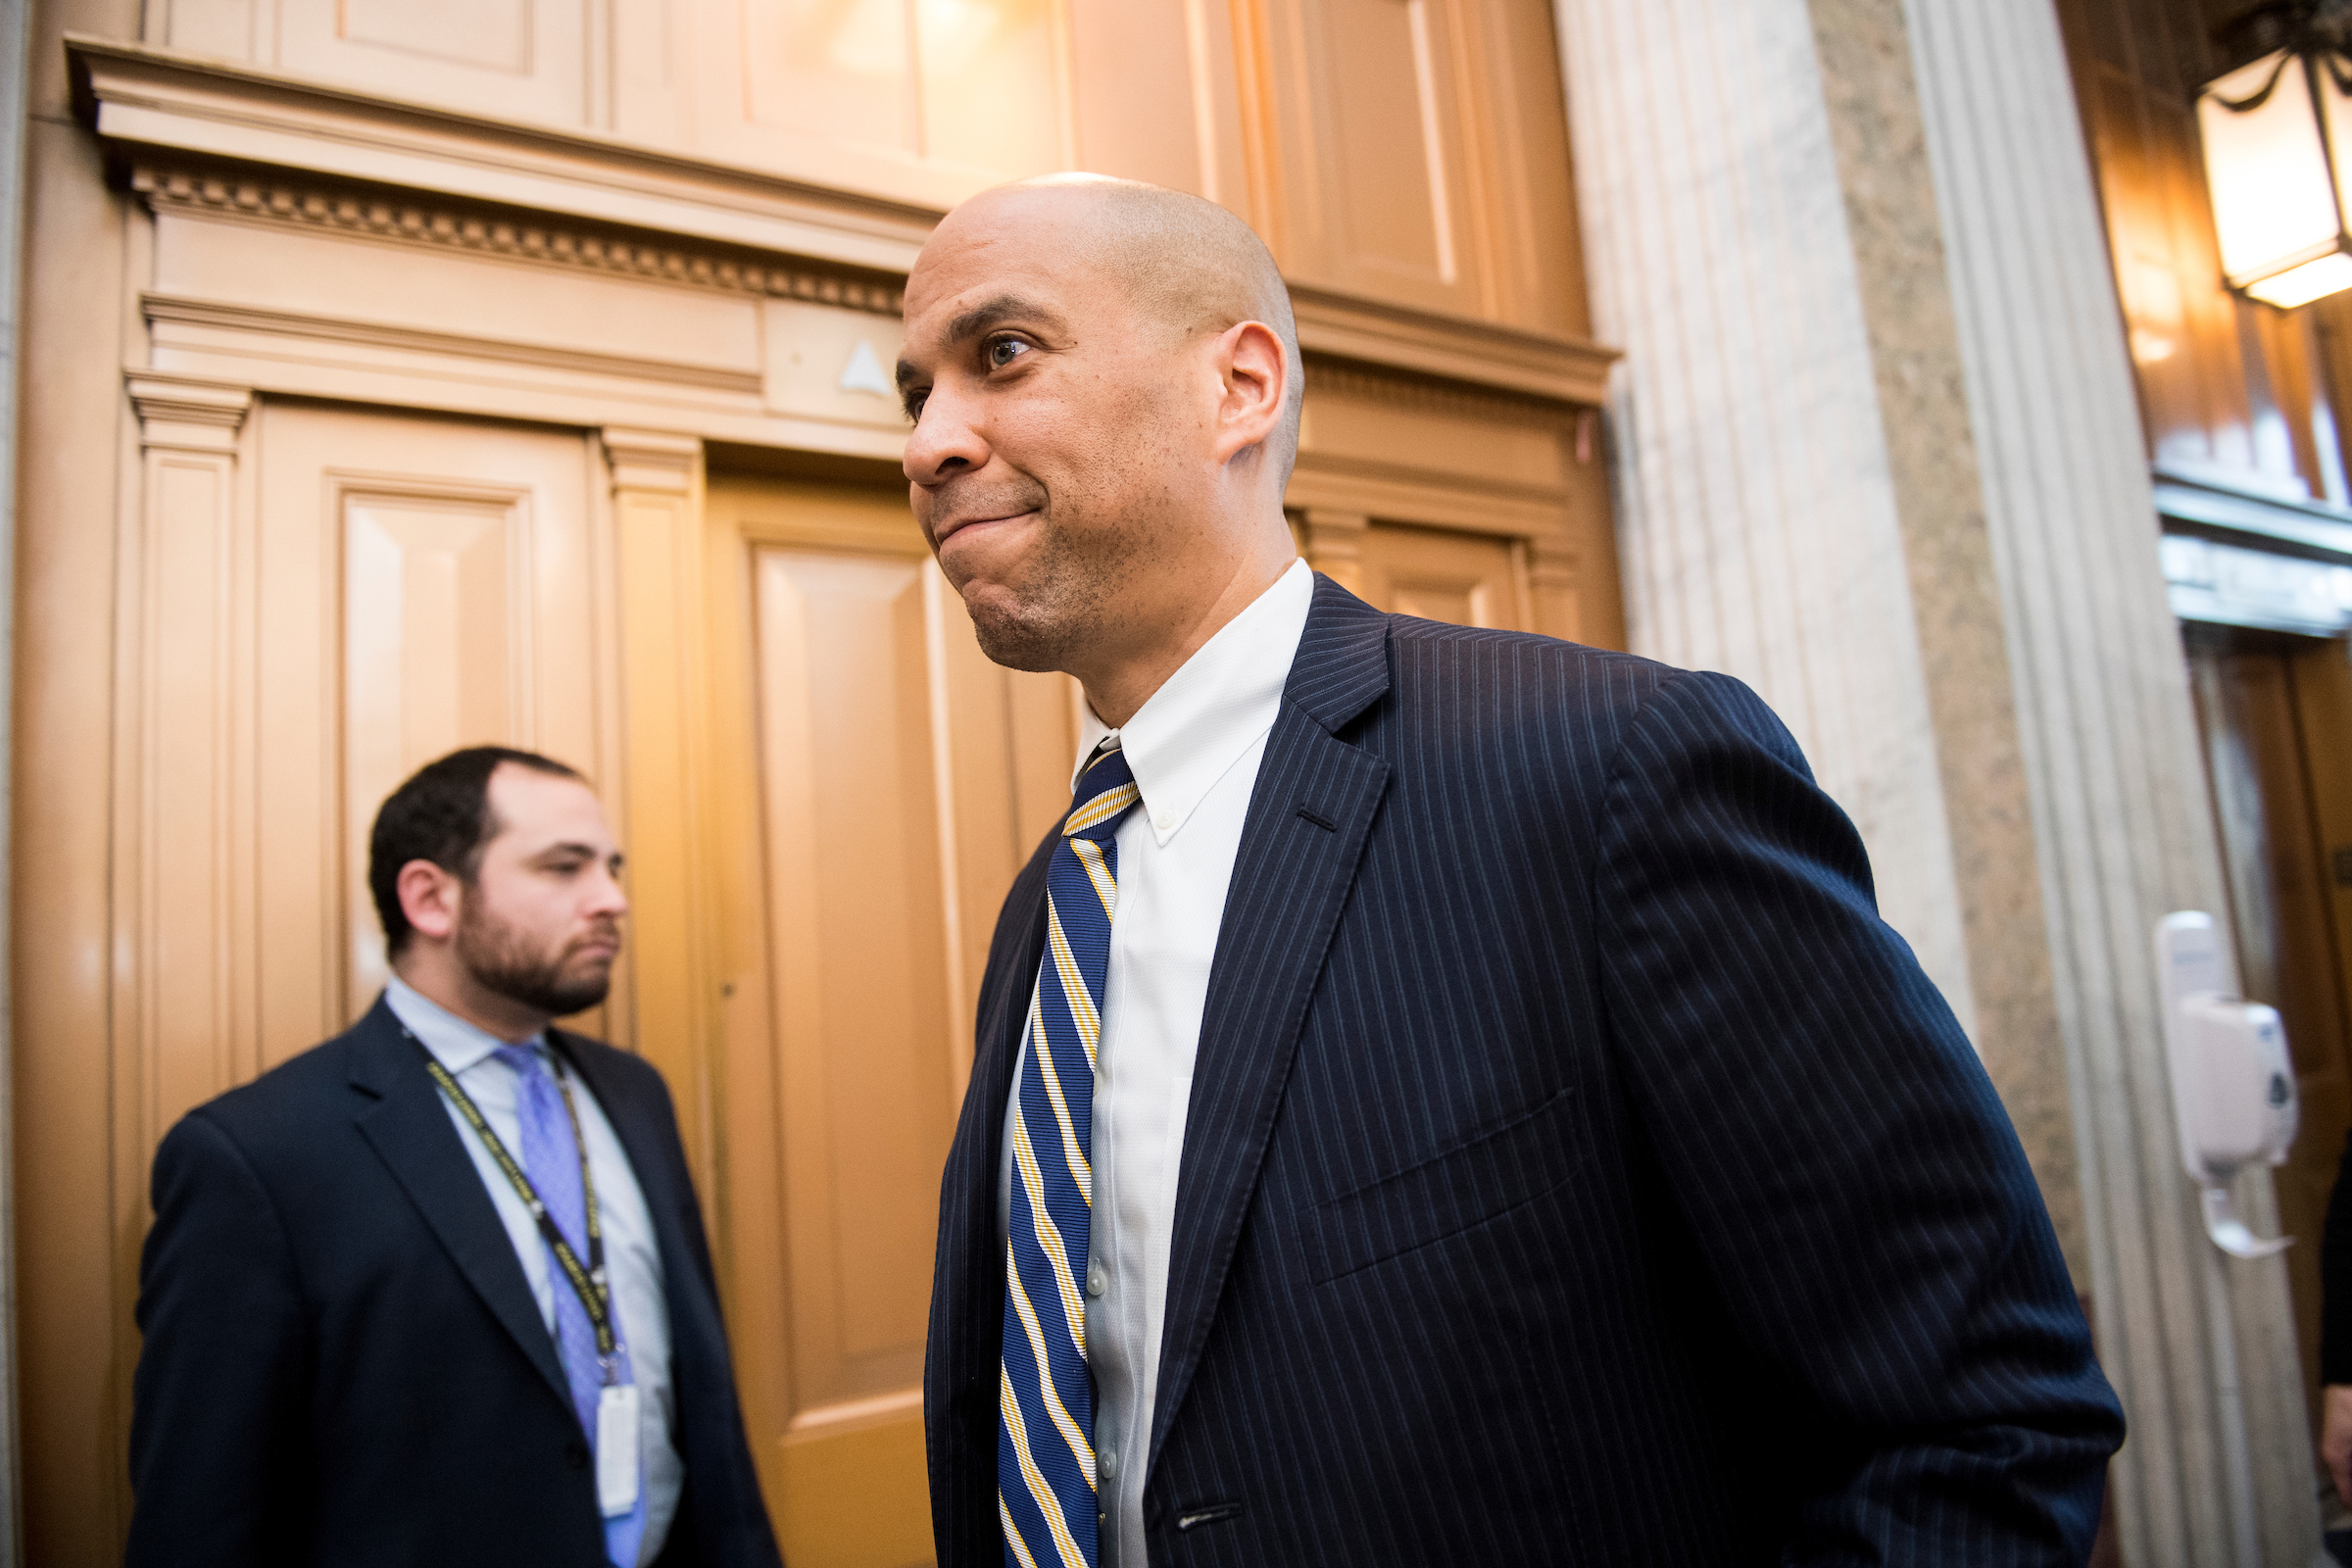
[495,1044,647,1568]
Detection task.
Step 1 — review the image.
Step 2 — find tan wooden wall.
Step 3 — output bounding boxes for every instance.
[17,2,1621,1560]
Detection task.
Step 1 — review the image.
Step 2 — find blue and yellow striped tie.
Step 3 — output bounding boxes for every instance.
[1000,740,1140,1568]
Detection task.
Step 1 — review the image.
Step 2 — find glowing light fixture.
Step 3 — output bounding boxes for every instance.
[2199,2,2352,308]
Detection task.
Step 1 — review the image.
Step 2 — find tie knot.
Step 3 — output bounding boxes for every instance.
[1062,741,1140,844]
[493,1042,548,1081]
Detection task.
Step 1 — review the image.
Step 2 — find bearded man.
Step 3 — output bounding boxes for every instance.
[127,748,780,1568]
[906,175,2124,1567]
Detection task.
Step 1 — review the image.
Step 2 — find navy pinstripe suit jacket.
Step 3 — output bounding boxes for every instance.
[926,574,2124,1566]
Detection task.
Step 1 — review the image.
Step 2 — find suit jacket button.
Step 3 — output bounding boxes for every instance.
[565,1439,591,1470]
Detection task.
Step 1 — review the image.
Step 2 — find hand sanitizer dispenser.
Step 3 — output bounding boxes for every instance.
[2156,912,2298,1259]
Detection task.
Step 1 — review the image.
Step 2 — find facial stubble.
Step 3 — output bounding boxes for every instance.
[953,424,1190,677]
[960,508,1149,673]
[454,888,614,1018]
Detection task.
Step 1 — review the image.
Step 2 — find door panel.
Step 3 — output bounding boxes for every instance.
[1357,520,1530,628]
[1264,0,1590,334]
[756,547,956,1404]
[254,406,604,1057]
[711,475,1073,1568]
[272,0,591,124]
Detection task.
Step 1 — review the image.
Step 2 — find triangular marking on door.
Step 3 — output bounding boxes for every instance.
[839,340,894,398]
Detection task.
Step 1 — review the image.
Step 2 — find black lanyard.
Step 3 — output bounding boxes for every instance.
[416,1040,619,1381]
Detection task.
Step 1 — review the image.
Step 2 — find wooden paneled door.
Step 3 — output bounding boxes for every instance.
[1354,520,1531,627]
[2186,629,2352,1473]
[700,474,1074,1568]
[1298,514,1544,630]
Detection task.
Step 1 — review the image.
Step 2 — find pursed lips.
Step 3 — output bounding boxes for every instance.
[572,931,622,961]
[931,509,1037,547]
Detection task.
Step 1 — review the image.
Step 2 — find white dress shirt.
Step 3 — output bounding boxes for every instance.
[384,976,685,1565]
[998,558,1315,1566]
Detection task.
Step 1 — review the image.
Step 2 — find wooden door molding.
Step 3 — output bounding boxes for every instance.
[112,371,261,1487]
[70,36,943,275]
[603,426,724,1207]
[1289,358,1622,647]
[1299,507,1370,597]
[1288,282,1615,405]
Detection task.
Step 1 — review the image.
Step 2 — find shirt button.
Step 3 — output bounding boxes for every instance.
[1101,1447,1119,1481]
[1087,1263,1106,1298]
[1153,810,1173,831]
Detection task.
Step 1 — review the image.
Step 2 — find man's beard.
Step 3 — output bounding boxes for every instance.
[454,895,614,1017]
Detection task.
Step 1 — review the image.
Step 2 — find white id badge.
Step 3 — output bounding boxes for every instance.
[596,1384,641,1517]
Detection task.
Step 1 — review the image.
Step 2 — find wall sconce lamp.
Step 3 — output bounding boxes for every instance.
[2200,1,2352,308]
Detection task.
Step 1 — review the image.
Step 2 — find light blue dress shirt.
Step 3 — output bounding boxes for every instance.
[384,976,684,1565]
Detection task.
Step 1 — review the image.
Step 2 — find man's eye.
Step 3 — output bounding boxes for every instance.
[904,389,928,421]
[985,337,1029,369]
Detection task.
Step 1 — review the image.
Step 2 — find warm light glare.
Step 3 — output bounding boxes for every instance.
[2245,251,2352,307]
[2322,50,2352,255]
[825,0,909,76]
[825,0,1010,77]
[2199,50,2345,289]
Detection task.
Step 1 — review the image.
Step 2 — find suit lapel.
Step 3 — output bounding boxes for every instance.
[556,1033,727,1378]
[948,836,1054,1397]
[556,1032,683,1250]
[1149,577,1393,1465]
[346,1000,573,1410]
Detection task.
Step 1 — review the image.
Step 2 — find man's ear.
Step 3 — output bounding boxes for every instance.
[1211,319,1288,466]
[396,859,463,946]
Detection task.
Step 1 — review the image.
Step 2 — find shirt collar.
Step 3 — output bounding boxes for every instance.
[382,973,545,1075]
[1076,558,1315,848]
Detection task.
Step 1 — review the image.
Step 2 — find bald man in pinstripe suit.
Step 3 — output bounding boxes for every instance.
[900,175,2122,1567]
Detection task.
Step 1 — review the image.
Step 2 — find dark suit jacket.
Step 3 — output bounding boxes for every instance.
[927,576,2125,1565]
[127,997,782,1568]
[2321,1127,2352,1384]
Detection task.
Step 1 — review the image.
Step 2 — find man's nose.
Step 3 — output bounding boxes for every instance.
[903,385,987,483]
[588,864,628,918]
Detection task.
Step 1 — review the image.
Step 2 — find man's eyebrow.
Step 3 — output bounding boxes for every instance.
[896,292,1065,389]
[528,840,606,862]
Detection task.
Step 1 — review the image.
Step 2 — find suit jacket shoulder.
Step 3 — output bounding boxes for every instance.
[169,1018,383,1178]
[550,1025,683,1137]
[1360,612,1726,870]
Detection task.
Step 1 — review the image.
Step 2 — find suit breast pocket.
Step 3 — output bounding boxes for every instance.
[1305,1085,1585,1286]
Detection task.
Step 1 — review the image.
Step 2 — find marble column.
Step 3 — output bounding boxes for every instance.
[1551,0,2320,1561]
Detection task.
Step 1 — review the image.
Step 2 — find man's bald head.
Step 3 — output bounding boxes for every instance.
[938,174,1303,479]
[900,173,1305,722]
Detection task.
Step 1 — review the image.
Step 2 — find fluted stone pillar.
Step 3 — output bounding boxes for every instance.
[1552,0,2320,1561]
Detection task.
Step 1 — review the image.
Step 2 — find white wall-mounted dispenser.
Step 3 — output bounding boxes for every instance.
[2156,911,2298,1260]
